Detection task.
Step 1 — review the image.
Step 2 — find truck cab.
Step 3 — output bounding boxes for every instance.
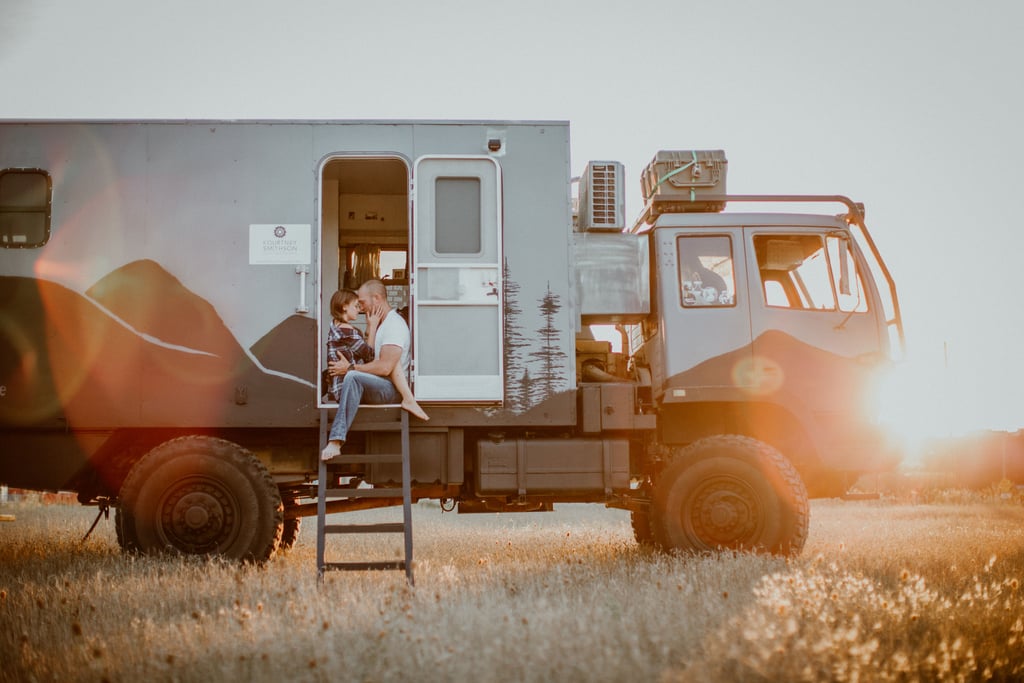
[571,154,903,553]
[638,210,899,494]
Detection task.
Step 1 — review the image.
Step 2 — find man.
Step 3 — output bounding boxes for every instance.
[321,279,410,461]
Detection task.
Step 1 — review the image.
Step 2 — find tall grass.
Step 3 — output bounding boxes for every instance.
[1,499,1022,682]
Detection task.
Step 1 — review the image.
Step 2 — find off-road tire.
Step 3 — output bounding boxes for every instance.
[117,436,283,562]
[278,499,301,552]
[651,435,809,556]
[114,505,138,552]
[630,509,657,547]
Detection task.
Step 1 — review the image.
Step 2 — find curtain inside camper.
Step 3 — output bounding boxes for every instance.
[351,244,381,285]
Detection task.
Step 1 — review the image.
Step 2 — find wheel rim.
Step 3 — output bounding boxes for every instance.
[155,476,240,554]
[682,475,765,549]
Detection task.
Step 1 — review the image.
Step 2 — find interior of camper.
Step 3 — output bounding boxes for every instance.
[320,156,410,310]
[319,154,504,405]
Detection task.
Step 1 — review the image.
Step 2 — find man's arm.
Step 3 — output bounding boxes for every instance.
[330,343,400,379]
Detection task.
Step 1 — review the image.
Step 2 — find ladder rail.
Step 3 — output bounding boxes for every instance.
[317,407,414,585]
[400,410,413,583]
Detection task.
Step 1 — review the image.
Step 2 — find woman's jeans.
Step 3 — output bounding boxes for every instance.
[327,370,400,443]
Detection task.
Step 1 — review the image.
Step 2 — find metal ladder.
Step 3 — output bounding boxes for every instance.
[316,406,414,585]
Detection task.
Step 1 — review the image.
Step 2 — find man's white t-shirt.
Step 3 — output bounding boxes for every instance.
[375,310,410,378]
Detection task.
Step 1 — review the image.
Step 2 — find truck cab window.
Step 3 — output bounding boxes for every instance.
[753,233,869,313]
[677,235,735,307]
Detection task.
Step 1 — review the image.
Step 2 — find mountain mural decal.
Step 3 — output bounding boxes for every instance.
[0,262,317,431]
[87,259,241,360]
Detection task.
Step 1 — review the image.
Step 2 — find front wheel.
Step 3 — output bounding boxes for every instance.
[117,436,284,562]
[630,509,656,547]
[651,435,809,556]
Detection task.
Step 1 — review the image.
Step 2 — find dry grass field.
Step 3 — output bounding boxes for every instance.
[1,496,1022,682]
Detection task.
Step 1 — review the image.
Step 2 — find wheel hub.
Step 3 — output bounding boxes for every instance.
[707,493,741,528]
[160,481,235,553]
[690,479,760,547]
[182,496,212,528]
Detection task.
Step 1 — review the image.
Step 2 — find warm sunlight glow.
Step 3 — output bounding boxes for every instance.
[869,355,1019,467]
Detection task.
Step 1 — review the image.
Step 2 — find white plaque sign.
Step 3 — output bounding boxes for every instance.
[249,224,311,265]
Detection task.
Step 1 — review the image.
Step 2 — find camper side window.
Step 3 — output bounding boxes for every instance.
[434,177,481,255]
[0,169,51,248]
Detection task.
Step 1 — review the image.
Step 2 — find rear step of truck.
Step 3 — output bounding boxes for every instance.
[316,407,414,585]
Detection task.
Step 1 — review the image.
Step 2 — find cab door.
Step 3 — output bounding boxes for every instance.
[744,226,881,434]
[411,156,503,402]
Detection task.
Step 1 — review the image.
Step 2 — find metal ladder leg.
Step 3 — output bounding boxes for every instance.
[399,410,414,585]
[316,408,330,584]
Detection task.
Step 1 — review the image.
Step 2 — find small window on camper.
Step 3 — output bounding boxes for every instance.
[434,177,481,254]
[0,170,51,248]
[380,250,408,281]
[677,235,735,307]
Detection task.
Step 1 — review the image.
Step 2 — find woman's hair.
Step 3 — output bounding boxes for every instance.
[330,289,359,320]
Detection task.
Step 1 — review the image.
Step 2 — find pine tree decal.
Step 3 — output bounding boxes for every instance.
[529,282,568,402]
[517,367,535,413]
[502,258,529,412]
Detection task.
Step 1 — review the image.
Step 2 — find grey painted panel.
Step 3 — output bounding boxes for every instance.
[0,120,578,431]
[418,306,500,375]
[573,232,649,322]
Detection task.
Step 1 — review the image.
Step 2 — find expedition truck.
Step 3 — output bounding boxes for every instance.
[0,120,903,562]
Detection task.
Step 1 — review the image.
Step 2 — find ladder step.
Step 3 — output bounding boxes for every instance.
[324,488,405,499]
[326,453,404,464]
[324,522,405,534]
[351,420,405,432]
[322,561,407,572]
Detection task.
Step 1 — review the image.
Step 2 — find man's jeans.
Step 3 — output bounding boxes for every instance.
[327,370,400,443]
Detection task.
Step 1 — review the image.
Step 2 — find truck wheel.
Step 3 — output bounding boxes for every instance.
[630,509,656,547]
[278,499,301,552]
[118,436,284,562]
[114,505,139,552]
[279,518,301,551]
[651,435,809,555]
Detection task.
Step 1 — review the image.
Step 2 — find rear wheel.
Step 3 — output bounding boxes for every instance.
[117,436,283,562]
[114,505,138,552]
[651,435,808,555]
[278,499,301,552]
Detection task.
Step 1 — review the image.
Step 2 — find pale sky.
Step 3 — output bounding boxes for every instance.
[2,0,1023,438]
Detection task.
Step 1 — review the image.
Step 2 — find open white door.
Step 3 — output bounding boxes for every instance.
[412,156,503,402]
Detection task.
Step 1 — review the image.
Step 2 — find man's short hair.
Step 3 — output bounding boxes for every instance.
[359,279,387,300]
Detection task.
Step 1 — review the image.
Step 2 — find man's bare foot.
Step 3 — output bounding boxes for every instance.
[321,440,342,461]
[402,398,429,421]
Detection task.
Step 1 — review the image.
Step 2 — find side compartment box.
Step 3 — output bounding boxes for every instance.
[477,438,629,494]
[581,383,637,433]
[367,430,463,486]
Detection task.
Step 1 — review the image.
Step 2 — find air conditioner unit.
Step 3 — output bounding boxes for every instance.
[578,161,625,232]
